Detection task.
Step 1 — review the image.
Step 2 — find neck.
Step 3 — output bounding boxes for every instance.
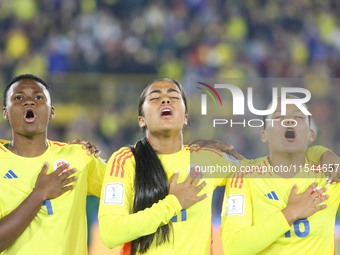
[269,150,306,178]
[147,131,183,154]
[10,132,48,157]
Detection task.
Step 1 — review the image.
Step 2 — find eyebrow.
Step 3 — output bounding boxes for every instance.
[273,109,304,114]
[147,88,180,96]
[12,90,44,95]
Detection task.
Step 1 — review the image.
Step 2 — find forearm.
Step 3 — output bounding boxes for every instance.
[0,189,45,252]
[222,211,290,255]
[99,194,181,249]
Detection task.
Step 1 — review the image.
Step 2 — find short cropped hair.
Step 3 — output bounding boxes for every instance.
[3,74,52,107]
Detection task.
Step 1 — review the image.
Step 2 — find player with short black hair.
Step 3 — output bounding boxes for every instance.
[3,74,52,107]
[0,74,106,255]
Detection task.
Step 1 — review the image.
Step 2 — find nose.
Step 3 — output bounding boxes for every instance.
[161,97,171,105]
[23,97,36,107]
[283,119,297,126]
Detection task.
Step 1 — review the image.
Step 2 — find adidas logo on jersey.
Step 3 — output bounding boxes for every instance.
[264,191,279,200]
[3,170,18,179]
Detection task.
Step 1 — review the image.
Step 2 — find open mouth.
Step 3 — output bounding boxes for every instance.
[24,109,36,123]
[160,107,173,118]
[285,128,295,140]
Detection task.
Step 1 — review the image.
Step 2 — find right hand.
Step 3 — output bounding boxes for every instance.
[189,139,243,160]
[282,182,328,225]
[68,139,101,158]
[169,169,208,210]
[34,162,78,201]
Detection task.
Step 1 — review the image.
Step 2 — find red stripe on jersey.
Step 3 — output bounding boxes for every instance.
[48,140,52,147]
[184,145,190,150]
[234,172,240,188]
[120,153,133,178]
[239,173,244,188]
[230,173,236,188]
[0,146,6,153]
[53,142,66,147]
[115,150,132,177]
[120,242,131,255]
[110,149,129,176]
[190,147,223,157]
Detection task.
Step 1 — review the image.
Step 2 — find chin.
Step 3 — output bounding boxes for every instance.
[281,145,307,155]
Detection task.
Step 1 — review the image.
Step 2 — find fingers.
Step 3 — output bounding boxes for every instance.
[207,140,244,160]
[191,171,204,186]
[59,168,77,180]
[211,140,233,150]
[86,144,97,156]
[61,185,75,194]
[195,180,208,193]
[313,194,329,205]
[54,163,71,176]
[170,170,179,185]
[311,187,327,200]
[39,161,49,176]
[81,141,100,157]
[68,139,85,145]
[94,149,101,158]
[289,184,298,196]
[62,175,78,185]
[331,178,340,184]
[226,149,244,160]
[305,182,318,194]
[315,203,328,212]
[195,193,209,202]
[328,171,340,185]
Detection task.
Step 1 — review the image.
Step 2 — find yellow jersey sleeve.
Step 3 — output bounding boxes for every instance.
[221,175,290,255]
[98,147,182,249]
[85,153,106,197]
[306,145,330,162]
[190,144,245,187]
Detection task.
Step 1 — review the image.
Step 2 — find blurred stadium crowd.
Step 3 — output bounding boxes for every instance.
[1,0,340,250]
[0,0,339,152]
[2,0,340,82]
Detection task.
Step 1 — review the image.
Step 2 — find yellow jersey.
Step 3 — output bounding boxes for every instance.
[0,140,106,255]
[99,145,246,255]
[221,146,339,255]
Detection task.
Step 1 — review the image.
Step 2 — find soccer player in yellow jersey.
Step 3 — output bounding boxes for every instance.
[221,96,338,254]
[98,80,334,255]
[99,79,251,255]
[0,74,106,255]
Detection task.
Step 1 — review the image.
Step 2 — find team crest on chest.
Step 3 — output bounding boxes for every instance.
[311,187,325,204]
[187,165,201,178]
[54,159,71,174]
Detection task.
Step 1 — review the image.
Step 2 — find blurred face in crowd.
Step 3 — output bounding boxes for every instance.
[3,78,55,137]
[261,97,314,155]
[138,80,188,137]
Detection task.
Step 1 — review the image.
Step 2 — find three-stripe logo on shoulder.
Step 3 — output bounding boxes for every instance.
[3,170,18,179]
[264,191,279,200]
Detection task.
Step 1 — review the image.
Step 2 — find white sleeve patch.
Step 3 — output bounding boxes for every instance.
[225,194,244,216]
[224,153,242,166]
[104,183,124,205]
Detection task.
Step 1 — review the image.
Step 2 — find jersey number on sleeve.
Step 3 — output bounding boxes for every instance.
[285,218,310,238]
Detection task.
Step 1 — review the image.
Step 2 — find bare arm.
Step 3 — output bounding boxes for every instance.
[190,139,243,160]
[0,162,77,252]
